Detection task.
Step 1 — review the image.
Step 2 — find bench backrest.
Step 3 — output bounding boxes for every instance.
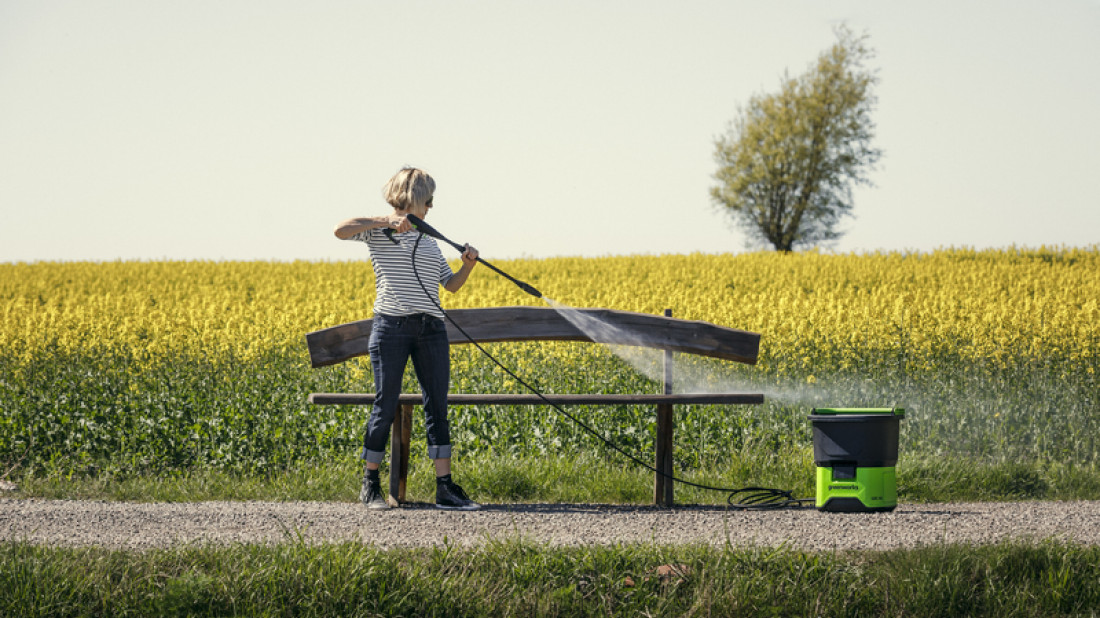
[305,306,760,368]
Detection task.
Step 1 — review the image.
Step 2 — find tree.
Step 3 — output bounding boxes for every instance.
[711,26,882,252]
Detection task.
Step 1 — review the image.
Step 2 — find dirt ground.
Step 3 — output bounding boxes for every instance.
[3,498,1099,551]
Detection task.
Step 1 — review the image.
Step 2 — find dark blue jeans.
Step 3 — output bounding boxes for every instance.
[362,313,451,464]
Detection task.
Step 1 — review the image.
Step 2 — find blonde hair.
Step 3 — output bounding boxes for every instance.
[382,167,435,216]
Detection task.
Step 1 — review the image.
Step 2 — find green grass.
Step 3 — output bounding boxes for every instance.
[12,451,1100,504]
[3,537,1099,617]
[6,345,1099,507]
[3,342,1097,484]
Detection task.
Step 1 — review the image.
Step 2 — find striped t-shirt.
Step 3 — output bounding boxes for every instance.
[349,228,456,319]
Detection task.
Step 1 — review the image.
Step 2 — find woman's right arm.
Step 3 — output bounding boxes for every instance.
[334,215,407,240]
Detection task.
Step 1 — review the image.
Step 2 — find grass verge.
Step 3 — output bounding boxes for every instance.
[11,452,1100,504]
[2,537,1098,617]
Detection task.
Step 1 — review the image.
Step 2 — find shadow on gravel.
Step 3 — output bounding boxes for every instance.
[393,502,813,514]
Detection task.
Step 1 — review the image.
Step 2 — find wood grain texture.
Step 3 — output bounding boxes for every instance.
[308,393,765,406]
[305,306,760,367]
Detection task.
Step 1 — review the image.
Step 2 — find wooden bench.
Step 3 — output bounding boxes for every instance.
[306,306,763,506]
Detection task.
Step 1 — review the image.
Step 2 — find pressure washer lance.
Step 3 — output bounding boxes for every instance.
[406,214,543,299]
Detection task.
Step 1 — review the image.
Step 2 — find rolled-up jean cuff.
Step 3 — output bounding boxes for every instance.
[362,448,387,464]
[427,444,452,460]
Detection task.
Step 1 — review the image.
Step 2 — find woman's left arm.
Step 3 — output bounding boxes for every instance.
[443,245,479,293]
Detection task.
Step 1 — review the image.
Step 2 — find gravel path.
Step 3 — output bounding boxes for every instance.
[3,498,1100,552]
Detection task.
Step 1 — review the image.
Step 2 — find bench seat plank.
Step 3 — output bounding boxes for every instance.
[309,392,764,406]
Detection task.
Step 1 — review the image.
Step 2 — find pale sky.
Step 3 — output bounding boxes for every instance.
[2,0,1098,263]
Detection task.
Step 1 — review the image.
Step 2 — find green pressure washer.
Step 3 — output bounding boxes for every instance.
[809,408,905,512]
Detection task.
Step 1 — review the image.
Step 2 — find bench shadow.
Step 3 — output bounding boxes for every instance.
[394,501,808,514]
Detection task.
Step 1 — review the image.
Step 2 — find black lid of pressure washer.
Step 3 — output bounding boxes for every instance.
[810,407,905,419]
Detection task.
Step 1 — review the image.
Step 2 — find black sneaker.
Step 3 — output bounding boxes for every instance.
[360,479,390,510]
[435,479,481,511]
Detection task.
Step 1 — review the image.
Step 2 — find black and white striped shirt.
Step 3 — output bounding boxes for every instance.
[350,228,455,319]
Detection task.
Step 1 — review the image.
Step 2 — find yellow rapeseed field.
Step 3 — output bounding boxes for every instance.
[3,246,1098,473]
[3,247,1097,376]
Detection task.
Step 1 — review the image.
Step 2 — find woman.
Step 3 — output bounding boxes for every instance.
[334,167,480,511]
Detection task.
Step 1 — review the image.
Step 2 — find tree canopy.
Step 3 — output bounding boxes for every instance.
[711,26,882,252]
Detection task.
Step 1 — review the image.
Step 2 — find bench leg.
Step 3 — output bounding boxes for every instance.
[388,404,414,506]
[655,403,674,506]
[654,308,675,507]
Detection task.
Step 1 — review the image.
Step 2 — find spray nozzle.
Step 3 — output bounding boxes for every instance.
[515,281,543,298]
[405,213,543,299]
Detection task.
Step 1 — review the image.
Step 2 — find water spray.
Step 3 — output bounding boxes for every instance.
[406,214,543,298]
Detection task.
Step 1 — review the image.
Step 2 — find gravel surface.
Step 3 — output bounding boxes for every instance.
[4,498,1100,551]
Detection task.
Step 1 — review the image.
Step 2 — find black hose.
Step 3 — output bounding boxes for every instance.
[410,232,810,510]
